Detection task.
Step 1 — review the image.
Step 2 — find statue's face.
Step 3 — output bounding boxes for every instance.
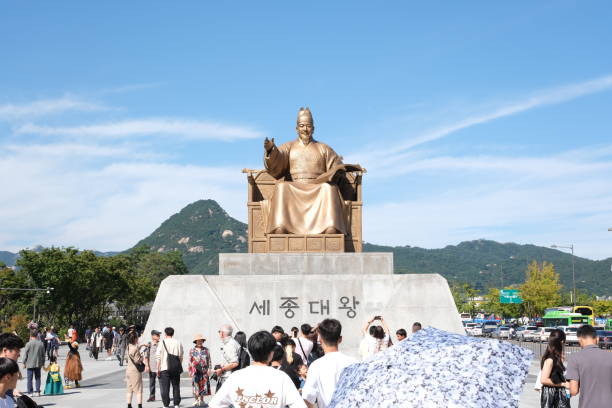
[296,120,314,143]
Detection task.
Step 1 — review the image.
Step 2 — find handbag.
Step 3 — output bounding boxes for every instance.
[50,372,60,382]
[163,340,183,375]
[15,395,41,408]
[128,346,146,373]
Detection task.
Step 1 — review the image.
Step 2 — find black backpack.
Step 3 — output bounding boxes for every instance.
[16,395,41,408]
[236,347,250,370]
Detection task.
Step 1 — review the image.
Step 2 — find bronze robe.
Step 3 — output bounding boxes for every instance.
[263,138,347,235]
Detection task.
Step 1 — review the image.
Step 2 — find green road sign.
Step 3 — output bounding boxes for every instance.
[500,289,523,304]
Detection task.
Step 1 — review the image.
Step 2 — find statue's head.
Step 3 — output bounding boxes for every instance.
[296,107,314,143]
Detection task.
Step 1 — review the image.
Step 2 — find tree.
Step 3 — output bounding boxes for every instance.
[12,246,187,331]
[592,300,612,317]
[520,261,561,317]
[451,283,480,316]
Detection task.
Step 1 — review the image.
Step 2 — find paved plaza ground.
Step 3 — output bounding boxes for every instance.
[17,345,580,408]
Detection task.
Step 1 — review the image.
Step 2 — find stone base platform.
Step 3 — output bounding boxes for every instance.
[219,252,393,275]
[144,269,464,361]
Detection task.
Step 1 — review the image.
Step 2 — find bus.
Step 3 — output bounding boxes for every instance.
[542,310,589,328]
[544,306,595,326]
[572,306,595,326]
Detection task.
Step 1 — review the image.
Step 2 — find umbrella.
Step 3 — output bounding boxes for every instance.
[329,327,533,408]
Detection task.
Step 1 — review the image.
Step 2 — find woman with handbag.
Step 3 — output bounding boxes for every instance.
[125,332,145,408]
[540,329,570,408]
[188,334,211,407]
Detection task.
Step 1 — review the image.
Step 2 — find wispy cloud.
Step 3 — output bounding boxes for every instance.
[1,142,168,161]
[356,74,612,164]
[0,95,109,120]
[369,146,612,179]
[15,118,265,141]
[97,82,164,95]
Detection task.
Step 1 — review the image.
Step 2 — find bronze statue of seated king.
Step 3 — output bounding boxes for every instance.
[243,107,365,253]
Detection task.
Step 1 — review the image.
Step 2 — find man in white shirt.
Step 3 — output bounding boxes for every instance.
[302,319,357,408]
[209,331,305,408]
[294,324,313,364]
[156,327,184,408]
[214,324,241,392]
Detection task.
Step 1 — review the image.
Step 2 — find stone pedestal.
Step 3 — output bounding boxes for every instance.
[144,253,463,365]
[219,252,393,275]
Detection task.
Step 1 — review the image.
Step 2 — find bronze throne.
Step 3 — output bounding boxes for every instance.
[242,168,365,253]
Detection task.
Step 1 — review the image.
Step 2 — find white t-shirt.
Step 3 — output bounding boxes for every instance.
[359,334,389,359]
[0,395,15,408]
[302,351,357,408]
[209,365,305,408]
[294,337,313,363]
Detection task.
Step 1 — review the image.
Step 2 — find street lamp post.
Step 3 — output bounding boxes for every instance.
[551,244,576,307]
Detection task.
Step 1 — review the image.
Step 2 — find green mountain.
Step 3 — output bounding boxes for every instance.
[363,240,612,295]
[4,200,611,295]
[132,199,247,274]
[0,251,18,267]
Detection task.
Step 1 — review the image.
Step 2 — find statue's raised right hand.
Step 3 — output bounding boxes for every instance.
[264,137,275,152]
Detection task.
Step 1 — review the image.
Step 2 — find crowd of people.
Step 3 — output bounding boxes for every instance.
[0,319,610,408]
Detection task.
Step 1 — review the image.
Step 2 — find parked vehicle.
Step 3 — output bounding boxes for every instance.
[465,322,479,336]
[557,326,579,345]
[537,327,555,342]
[518,326,539,342]
[596,330,612,349]
[493,326,511,339]
[481,321,498,338]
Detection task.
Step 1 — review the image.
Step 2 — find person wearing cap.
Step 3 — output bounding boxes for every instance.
[188,334,211,407]
[146,330,161,402]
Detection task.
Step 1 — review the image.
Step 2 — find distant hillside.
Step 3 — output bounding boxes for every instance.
[364,240,612,295]
[0,251,17,267]
[4,200,611,295]
[132,199,247,274]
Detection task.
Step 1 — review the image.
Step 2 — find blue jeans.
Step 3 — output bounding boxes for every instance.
[27,367,41,393]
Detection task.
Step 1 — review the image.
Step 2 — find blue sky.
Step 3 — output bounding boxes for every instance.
[1,1,612,259]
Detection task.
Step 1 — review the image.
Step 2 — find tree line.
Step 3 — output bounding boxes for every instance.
[0,246,187,338]
[452,260,612,318]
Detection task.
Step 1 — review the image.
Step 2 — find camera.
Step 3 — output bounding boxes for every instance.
[210,364,222,381]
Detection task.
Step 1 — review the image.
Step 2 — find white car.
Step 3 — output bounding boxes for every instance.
[465,323,479,336]
[557,326,579,345]
[471,325,483,337]
[537,327,555,342]
[518,325,539,342]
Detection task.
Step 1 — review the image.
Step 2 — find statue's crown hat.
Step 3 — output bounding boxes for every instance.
[297,107,313,123]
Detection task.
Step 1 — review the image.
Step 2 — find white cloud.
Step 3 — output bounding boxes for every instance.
[367,146,612,179]
[0,95,108,120]
[15,118,265,141]
[353,74,612,164]
[364,176,612,260]
[0,147,247,251]
[97,82,164,95]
